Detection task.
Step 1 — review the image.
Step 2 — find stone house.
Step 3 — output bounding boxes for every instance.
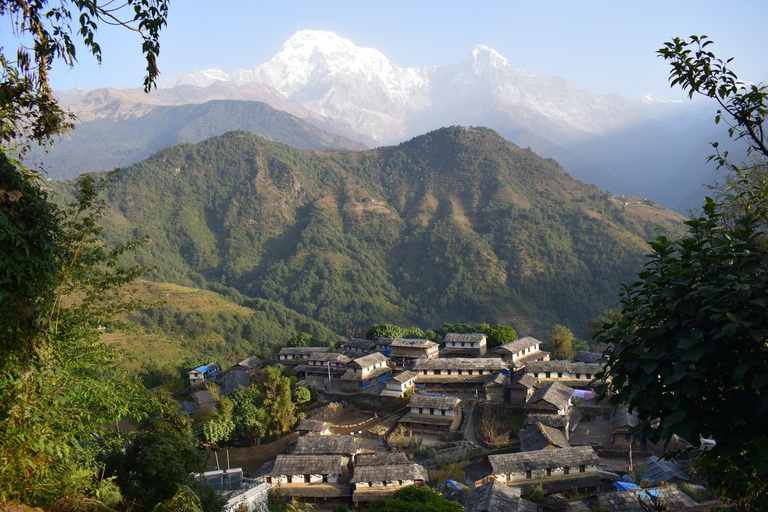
[398,394,462,436]
[441,332,488,357]
[341,338,375,356]
[508,372,539,408]
[388,339,439,368]
[299,352,351,377]
[295,420,332,436]
[350,451,427,504]
[277,347,329,367]
[266,454,351,499]
[490,337,549,365]
[341,352,392,392]
[413,357,508,390]
[484,372,509,403]
[463,446,601,489]
[611,407,640,450]
[380,370,418,398]
[187,363,221,387]
[523,360,603,388]
[524,381,575,415]
[231,355,264,376]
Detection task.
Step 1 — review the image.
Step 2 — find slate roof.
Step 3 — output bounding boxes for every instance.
[234,355,264,370]
[296,420,331,432]
[192,390,216,406]
[484,373,509,387]
[487,446,600,474]
[444,333,487,344]
[271,454,347,476]
[390,338,438,349]
[492,336,541,354]
[409,394,460,410]
[573,351,603,363]
[308,352,352,363]
[293,434,357,455]
[388,370,418,383]
[278,347,328,356]
[642,455,690,483]
[221,369,251,396]
[398,412,455,427]
[343,338,376,350]
[518,422,571,451]
[525,381,575,410]
[347,352,388,369]
[413,358,507,371]
[524,360,603,375]
[350,463,427,483]
[355,451,410,466]
[611,407,641,431]
[374,337,395,347]
[593,485,698,511]
[464,480,537,512]
[509,372,539,389]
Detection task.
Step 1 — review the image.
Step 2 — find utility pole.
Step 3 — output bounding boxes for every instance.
[327,361,331,389]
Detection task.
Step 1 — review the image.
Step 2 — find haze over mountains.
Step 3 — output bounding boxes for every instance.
[53,29,741,212]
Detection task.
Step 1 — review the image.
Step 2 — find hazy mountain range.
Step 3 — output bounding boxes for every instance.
[52,30,743,212]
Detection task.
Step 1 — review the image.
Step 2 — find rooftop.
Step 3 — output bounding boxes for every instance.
[464,480,537,512]
[293,434,357,455]
[308,352,352,363]
[444,333,487,344]
[271,454,347,476]
[347,352,388,369]
[388,370,418,383]
[573,351,603,363]
[234,355,264,369]
[355,451,409,466]
[390,338,438,349]
[296,420,331,432]
[593,485,698,511]
[279,346,329,355]
[526,381,575,410]
[488,446,599,474]
[413,358,507,371]
[492,336,541,355]
[409,394,460,410]
[518,422,570,451]
[350,463,427,483]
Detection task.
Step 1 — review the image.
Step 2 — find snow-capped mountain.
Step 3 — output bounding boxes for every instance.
[69,29,733,210]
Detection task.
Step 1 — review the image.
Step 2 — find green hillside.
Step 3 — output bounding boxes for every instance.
[104,280,340,370]
[51,126,685,337]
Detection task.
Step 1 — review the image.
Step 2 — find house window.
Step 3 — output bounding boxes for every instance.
[461,342,465,347]
[304,475,310,483]
[506,473,510,481]
[266,476,272,484]
[323,475,328,483]
[287,476,292,483]
[458,370,463,375]
[558,372,563,378]
[564,467,570,475]
[526,471,531,479]
[580,465,585,473]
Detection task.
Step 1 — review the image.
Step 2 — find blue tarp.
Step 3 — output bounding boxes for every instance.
[613,482,641,492]
[384,347,392,356]
[446,479,461,490]
[191,365,210,373]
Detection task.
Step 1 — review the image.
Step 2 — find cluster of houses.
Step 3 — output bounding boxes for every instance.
[265,428,428,506]
[188,333,700,510]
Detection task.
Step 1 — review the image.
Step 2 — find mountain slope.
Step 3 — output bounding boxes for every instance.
[65,127,683,335]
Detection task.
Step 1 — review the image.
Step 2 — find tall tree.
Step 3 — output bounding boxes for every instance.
[549,324,574,360]
[598,36,768,510]
[0,0,169,505]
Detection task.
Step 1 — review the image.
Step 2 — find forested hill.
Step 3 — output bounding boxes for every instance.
[60,127,684,335]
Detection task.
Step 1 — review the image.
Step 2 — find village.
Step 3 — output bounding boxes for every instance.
[184,334,713,512]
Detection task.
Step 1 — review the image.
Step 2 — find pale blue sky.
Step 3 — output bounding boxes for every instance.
[3,0,765,100]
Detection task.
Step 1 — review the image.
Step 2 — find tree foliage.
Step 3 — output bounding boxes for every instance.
[485,324,518,349]
[598,36,768,510]
[549,324,574,360]
[369,485,462,512]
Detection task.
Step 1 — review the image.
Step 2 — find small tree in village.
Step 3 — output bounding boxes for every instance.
[549,324,575,360]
